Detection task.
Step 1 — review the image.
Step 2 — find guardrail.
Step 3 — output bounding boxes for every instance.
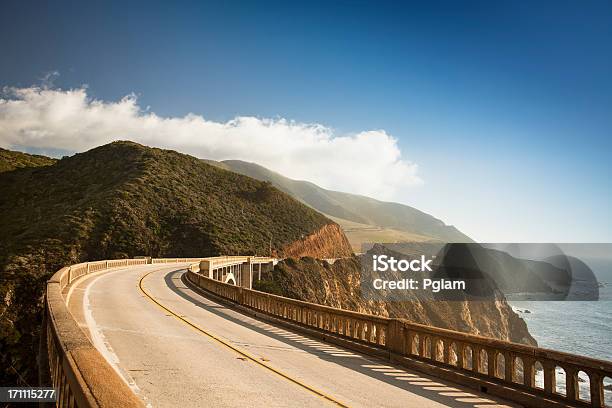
[185,269,612,408]
[44,257,212,407]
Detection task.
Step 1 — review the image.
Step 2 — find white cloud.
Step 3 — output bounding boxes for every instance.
[0,86,422,199]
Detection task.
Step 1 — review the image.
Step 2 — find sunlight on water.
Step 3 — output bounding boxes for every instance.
[510,263,612,405]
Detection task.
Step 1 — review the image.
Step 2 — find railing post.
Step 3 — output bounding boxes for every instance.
[565,367,579,402]
[589,371,604,408]
[488,348,496,377]
[442,339,449,364]
[543,361,555,394]
[387,320,406,355]
[237,287,244,305]
[406,331,413,355]
[456,342,465,369]
[523,357,535,388]
[420,335,427,358]
[472,345,480,373]
[504,352,514,382]
[431,337,438,360]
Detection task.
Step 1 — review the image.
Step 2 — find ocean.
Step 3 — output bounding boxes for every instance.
[508,256,612,403]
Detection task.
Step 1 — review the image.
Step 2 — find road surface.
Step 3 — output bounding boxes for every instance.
[66,264,518,408]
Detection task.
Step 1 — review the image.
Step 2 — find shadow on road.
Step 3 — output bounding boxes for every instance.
[163,269,514,408]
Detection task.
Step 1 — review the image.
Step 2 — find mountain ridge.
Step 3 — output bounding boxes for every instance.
[0,147,57,173]
[208,159,472,249]
[2,148,472,249]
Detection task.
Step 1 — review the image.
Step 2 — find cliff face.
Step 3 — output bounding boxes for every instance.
[255,257,536,346]
[280,223,353,259]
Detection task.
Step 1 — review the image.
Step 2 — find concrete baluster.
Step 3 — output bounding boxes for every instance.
[237,287,243,304]
[488,348,496,377]
[442,339,450,364]
[543,361,555,394]
[523,357,535,388]
[420,335,428,359]
[504,351,514,382]
[589,371,604,408]
[565,367,578,402]
[404,334,414,355]
[472,345,481,373]
[456,342,464,369]
[386,320,406,355]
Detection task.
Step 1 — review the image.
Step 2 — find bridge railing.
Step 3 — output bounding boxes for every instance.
[187,268,389,347]
[45,256,612,408]
[45,257,213,407]
[150,257,208,264]
[45,259,153,407]
[186,269,612,408]
[398,319,612,407]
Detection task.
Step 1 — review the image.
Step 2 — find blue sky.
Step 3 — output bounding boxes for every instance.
[1,0,611,242]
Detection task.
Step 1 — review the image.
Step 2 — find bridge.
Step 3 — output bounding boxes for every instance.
[42,257,612,407]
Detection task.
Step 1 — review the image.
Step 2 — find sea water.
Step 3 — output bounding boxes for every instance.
[509,257,612,404]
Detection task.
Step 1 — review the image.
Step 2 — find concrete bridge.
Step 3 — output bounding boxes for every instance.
[196,256,276,288]
[43,257,612,408]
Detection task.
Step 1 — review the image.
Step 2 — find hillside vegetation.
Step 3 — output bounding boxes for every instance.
[0,147,56,173]
[209,159,472,250]
[0,141,349,385]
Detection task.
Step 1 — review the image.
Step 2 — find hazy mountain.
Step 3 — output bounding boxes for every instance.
[207,159,472,249]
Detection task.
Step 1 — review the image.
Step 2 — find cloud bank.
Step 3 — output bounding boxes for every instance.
[0,86,421,199]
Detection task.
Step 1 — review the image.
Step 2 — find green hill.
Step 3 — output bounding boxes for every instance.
[208,159,472,249]
[0,147,57,173]
[0,141,344,385]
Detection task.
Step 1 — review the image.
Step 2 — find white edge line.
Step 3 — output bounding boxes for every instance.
[82,269,146,399]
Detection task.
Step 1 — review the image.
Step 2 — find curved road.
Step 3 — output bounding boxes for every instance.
[66,264,518,408]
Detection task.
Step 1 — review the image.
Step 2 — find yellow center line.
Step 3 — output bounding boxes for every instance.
[138,268,350,408]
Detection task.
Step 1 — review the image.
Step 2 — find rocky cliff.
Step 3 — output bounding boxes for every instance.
[255,256,536,346]
[280,223,353,259]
